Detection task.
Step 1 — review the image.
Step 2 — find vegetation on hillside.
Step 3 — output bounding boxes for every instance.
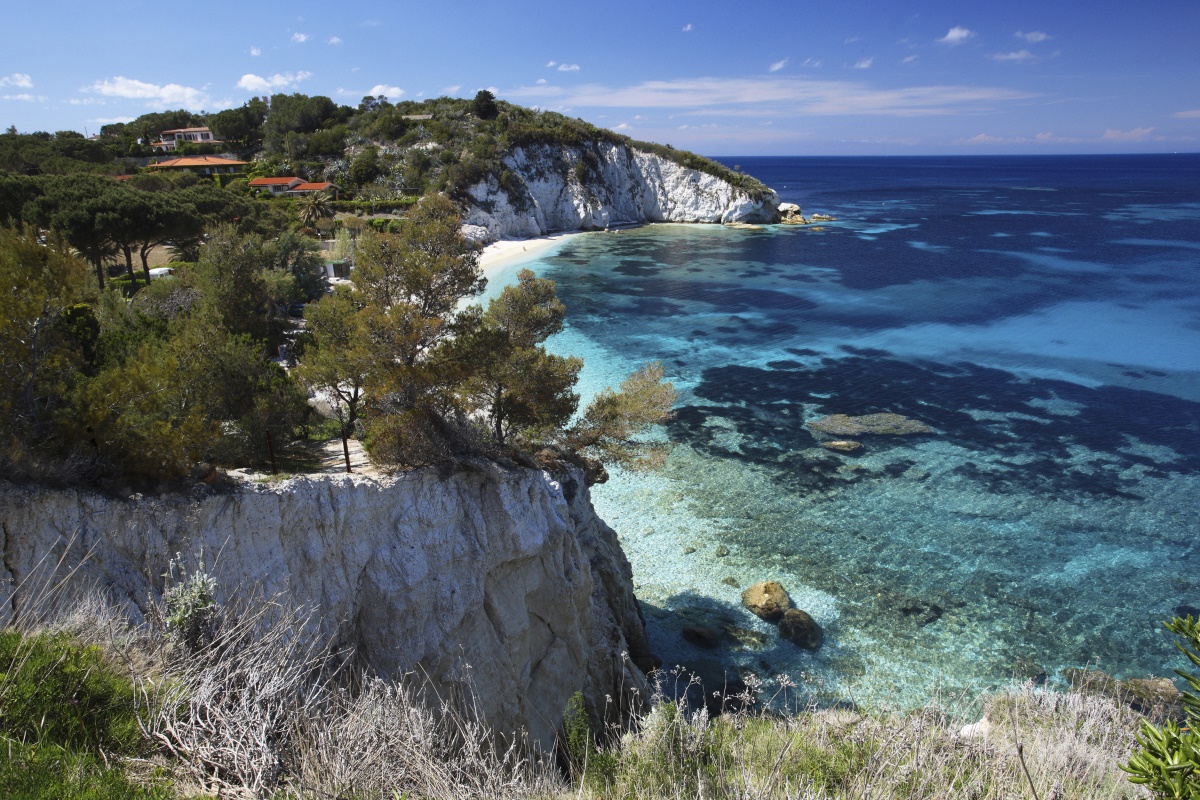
[3,92,772,203]
[0,192,675,487]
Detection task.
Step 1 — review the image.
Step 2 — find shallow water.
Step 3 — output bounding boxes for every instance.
[485,154,1200,707]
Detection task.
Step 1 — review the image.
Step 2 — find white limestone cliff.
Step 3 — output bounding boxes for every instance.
[0,463,650,750]
[461,143,780,242]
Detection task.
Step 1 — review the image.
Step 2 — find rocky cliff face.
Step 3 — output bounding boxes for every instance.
[0,463,650,749]
[461,143,780,242]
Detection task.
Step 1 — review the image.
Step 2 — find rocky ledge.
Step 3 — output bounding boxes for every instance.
[0,463,650,750]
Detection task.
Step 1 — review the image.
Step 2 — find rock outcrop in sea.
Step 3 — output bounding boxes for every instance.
[0,463,650,750]
[460,143,780,242]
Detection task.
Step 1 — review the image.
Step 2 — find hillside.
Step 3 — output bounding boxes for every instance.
[2,94,779,239]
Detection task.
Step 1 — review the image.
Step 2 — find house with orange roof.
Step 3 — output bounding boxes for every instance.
[287,181,339,198]
[249,176,304,195]
[151,127,222,151]
[249,177,340,198]
[145,155,247,175]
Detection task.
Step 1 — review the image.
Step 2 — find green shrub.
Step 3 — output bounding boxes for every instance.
[1123,615,1200,798]
[0,630,168,799]
[0,630,142,752]
[163,557,219,653]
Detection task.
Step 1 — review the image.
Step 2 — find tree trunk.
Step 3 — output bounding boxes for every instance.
[122,245,135,282]
[93,257,105,290]
[266,430,278,474]
[342,434,352,474]
[140,243,154,287]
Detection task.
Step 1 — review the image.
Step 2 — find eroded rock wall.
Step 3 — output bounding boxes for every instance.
[461,143,779,241]
[0,463,649,749]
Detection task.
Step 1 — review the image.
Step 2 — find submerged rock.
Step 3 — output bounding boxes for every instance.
[807,413,933,437]
[779,608,823,649]
[741,581,792,622]
[724,625,770,650]
[820,439,863,453]
[682,624,721,649]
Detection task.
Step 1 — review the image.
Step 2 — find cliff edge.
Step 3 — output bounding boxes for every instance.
[461,142,780,242]
[0,463,650,750]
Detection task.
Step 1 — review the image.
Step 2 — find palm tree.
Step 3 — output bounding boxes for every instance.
[297,190,334,228]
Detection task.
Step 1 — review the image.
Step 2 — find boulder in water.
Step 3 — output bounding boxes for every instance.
[741,581,792,622]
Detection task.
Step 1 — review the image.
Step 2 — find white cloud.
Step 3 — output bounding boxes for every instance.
[1102,127,1154,142]
[507,76,1034,117]
[236,71,312,93]
[854,57,874,69]
[249,46,262,57]
[682,23,693,32]
[292,32,309,43]
[0,73,33,88]
[992,50,1036,63]
[956,128,1159,146]
[440,85,462,95]
[938,26,976,45]
[546,60,557,68]
[92,115,135,124]
[2,93,45,102]
[558,63,580,72]
[1016,31,1051,43]
[800,58,822,68]
[535,78,547,85]
[69,97,106,106]
[769,58,789,73]
[902,55,919,64]
[85,76,209,107]
[613,122,632,130]
[368,84,403,98]
[1173,109,1200,119]
[328,36,342,45]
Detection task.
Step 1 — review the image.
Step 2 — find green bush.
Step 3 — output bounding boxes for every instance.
[0,631,142,751]
[1124,615,1200,798]
[0,630,169,799]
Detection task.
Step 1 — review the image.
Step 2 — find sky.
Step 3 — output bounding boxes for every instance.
[2,0,1198,156]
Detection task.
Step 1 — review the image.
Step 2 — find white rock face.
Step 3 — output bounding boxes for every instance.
[0,464,649,750]
[462,143,780,241]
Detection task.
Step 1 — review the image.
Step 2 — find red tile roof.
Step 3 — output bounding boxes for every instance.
[146,155,247,169]
[249,176,302,186]
[290,182,333,191]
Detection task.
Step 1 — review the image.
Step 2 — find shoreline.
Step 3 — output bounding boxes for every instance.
[476,231,584,277]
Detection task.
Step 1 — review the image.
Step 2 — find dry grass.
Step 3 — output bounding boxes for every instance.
[557,670,1152,800]
[2,559,1157,800]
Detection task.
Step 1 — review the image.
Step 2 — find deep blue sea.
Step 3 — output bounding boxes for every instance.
[487,154,1200,706]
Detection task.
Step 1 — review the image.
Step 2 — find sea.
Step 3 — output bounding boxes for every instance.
[482,154,1200,709]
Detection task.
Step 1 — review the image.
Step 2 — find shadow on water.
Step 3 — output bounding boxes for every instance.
[639,590,860,712]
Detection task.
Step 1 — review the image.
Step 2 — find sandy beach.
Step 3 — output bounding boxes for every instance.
[476,232,583,277]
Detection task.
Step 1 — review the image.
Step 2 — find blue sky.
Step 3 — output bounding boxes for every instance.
[2,0,1197,155]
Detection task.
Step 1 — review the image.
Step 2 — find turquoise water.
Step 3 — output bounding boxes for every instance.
[485,155,1200,707]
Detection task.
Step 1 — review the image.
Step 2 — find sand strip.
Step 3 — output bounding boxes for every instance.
[477,232,583,277]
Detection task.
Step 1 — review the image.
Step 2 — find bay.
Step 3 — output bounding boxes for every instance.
[485,154,1200,706]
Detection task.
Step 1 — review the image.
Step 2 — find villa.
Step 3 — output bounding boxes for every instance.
[248,177,340,198]
[151,126,221,151]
